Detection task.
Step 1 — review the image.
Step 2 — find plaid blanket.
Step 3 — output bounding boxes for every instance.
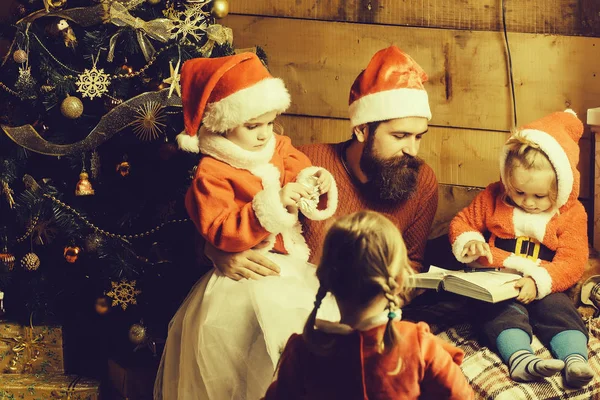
[434,319,600,399]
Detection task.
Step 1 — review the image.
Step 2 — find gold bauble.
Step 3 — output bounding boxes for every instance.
[128,323,147,345]
[22,252,40,271]
[60,96,84,119]
[146,0,161,4]
[211,0,229,18]
[95,296,110,315]
[116,161,131,177]
[63,246,80,263]
[120,64,134,75]
[13,50,27,64]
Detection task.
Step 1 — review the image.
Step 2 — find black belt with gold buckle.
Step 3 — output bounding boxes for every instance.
[494,236,555,262]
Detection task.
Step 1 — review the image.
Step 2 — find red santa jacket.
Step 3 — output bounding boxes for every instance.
[186,133,337,261]
[449,111,588,299]
[263,315,474,400]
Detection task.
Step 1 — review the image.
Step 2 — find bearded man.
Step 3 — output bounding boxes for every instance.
[206,46,438,277]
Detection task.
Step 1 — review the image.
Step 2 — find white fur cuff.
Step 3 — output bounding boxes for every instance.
[503,255,552,299]
[252,187,298,233]
[452,231,487,264]
[296,167,338,221]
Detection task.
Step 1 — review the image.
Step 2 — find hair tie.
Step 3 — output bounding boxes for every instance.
[387,311,397,320]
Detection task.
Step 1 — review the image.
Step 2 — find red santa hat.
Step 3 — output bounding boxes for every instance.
[499,109,584,209]
[348,46,432,127]
[177,53,291,153]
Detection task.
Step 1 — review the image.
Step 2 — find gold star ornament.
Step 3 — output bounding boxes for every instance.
[162,60,181,98]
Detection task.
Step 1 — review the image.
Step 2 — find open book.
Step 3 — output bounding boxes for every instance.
[407,265,522,303]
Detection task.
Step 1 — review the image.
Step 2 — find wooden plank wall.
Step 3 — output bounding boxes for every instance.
[223,1,600,214]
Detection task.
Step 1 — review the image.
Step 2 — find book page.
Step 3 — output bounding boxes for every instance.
[444,270,521,302]
[406,267,445,289]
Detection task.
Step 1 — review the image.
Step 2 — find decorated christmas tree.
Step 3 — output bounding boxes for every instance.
[0,0,249,377]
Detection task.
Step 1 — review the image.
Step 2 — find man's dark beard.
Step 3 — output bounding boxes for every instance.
[359,134,422,204]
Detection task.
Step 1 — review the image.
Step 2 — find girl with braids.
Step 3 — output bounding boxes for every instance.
[264,211,474,400]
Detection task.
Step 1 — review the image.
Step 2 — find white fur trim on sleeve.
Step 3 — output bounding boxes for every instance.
[252,187,298,234]
[503,255,552,299]
[452,231,487,263]
[295,167,338,221]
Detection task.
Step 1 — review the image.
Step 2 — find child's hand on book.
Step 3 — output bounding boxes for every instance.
[514,277,537,304]
[462,240,493,264]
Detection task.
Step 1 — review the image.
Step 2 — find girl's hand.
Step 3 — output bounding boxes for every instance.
[462,240,493,264]
[515,277,537,304]
[314,169,332,194]
[280,182,310,212]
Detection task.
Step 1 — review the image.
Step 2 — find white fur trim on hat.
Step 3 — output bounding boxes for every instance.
[349,88,432,127]
[503,254,552,299]
[203,77,291,133]
[499,129,573,208]
[452,231,487,264]
[295,166,338,221]
[176,131,200,153]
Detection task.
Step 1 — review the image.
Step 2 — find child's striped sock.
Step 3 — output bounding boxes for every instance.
[508,350,564,382]
[564,354,594,388]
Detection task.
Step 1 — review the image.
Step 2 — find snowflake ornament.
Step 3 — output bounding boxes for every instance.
[106,279,142,310]
[167,3,209,42]
[76,65,111,99]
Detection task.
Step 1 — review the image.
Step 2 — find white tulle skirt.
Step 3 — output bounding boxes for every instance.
[154,253,340,400]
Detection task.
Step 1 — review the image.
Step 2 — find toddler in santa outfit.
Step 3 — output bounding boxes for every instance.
[449,110,593,387]
[264,211,474,400]
[154,52,340,400]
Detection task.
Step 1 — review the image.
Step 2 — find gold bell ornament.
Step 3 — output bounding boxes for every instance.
[75,171,95,196]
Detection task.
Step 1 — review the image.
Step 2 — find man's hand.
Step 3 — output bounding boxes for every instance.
[204,241,280,281]
[462,240,493,264]
[314,169,332,194]
[515,277,537,304]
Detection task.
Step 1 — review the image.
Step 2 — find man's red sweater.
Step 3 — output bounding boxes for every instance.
[299,141,438,270]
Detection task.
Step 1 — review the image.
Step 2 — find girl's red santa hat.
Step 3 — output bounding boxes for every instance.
[499,109,584,209]
[348,46,432,127]
[177,53,291,153]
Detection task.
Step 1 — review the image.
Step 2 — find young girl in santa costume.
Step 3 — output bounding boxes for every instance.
[264,210,474,399]
[449,110,593,388]
[154,52,340,400]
